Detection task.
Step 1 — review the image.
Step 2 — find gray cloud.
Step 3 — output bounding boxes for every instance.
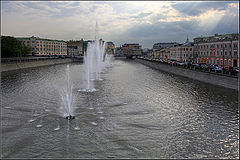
[171,1,234,16]
[131,12,152,19]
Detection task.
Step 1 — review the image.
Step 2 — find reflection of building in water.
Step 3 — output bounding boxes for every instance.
[194,33,239,67]
[17,36,67,56]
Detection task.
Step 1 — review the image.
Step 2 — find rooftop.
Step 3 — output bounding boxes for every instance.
[16,36,66,42]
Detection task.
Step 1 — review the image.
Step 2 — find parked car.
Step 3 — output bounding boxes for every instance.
[192,63,200,69]
[178,62,185,66]
[229,67,239,75]
[199,63,207,70]
[206,64,216,71]
[222,66,231,73]
[184,61,193,68]
[212,66,222,73]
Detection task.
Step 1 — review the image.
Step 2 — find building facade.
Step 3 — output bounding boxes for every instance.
[67,46,78,57]
[67,39,86,56]
[121,43,142,55]
[106,41,115,54]
[17,36,67,56]
[170,39,194,62]
[194,33,239,67]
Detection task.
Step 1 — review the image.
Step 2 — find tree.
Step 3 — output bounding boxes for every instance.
[1,36,31,58]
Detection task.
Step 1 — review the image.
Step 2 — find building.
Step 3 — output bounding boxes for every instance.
[169,37,194,62]
[67,46,78,57]
[153,48,170,60]
[17,36,67,56]
[194,33,239,67]
[67,39,87,56]
[105,41,115,54]
[121,43,142,55]
[142,48,153,57]
[153,42,178,51]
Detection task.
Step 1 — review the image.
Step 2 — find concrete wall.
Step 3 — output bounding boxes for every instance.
[136,58,239,91]
[1,58,72,72]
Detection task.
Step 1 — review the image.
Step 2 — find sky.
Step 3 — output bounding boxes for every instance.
[1,1,239,48]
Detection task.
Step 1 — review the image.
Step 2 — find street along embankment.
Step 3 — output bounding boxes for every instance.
[136,58,238,91]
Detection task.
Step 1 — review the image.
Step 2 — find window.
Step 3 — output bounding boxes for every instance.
[229,44,231,48]
[234,51,237,55]
[225,44,227,48]
[217,59,219,64]
[221,59,223,64]
[225,51,227,55]
[224,59,227,65]
[229,59,232,66]
[229,51,231,55]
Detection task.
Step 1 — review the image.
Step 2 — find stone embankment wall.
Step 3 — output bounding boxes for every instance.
[1,58,72,72]
[136,58,238,91]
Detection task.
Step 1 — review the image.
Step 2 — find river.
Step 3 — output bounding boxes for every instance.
[1,59,239,158]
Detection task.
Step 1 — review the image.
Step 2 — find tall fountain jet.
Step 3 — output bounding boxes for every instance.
[60,65,75,120]
[79,21,106,92]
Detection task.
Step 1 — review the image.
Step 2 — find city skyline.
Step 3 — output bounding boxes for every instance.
[1,1,239,48]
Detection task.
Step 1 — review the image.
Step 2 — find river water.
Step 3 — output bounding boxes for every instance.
[1,59,239,159]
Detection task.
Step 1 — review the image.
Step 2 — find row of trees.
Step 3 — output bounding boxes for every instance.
[1,36,31,58]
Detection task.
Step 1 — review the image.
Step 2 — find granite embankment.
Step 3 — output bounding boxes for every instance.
[136,58,238,91]
[1,58,73,72]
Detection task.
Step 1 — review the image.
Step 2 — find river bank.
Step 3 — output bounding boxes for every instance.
[1,58,73,72]
[136,58,238,91]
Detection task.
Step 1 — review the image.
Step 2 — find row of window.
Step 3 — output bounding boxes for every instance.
[170,54,192,57]
[199,51,238,56]
[196,43,238,49]
[199,58,237,66]
[36,41,66,45]
[37,52,67,55]
[36,48,67,51]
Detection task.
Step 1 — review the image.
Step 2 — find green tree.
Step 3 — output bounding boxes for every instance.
[1,36,31,58]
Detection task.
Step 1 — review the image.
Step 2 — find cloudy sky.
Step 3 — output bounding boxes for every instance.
[1,1,239,48]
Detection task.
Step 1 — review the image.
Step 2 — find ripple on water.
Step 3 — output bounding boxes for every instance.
[36,124,43,128]
[74,127,80,130]
[54,127,60,131]
[90,122,97,126]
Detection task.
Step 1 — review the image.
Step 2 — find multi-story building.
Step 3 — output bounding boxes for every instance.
[170,38,194,62]
[67,39,87,56]
[153,42,178,51]
[142,48,153,57]
[121,43,142,55]
[105,41,115,54]
[17,36,67,56]
[153,48,170,60]
[67,46,78,57]
[194,33,239,67]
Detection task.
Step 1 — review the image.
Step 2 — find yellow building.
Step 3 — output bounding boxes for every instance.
[17,36,67,56]
[106,42,115,54]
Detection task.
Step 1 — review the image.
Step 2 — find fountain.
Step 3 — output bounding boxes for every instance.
[60,64,75,119]
[79,21,107,92]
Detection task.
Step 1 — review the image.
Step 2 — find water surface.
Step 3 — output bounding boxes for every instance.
[1,59,239,158]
